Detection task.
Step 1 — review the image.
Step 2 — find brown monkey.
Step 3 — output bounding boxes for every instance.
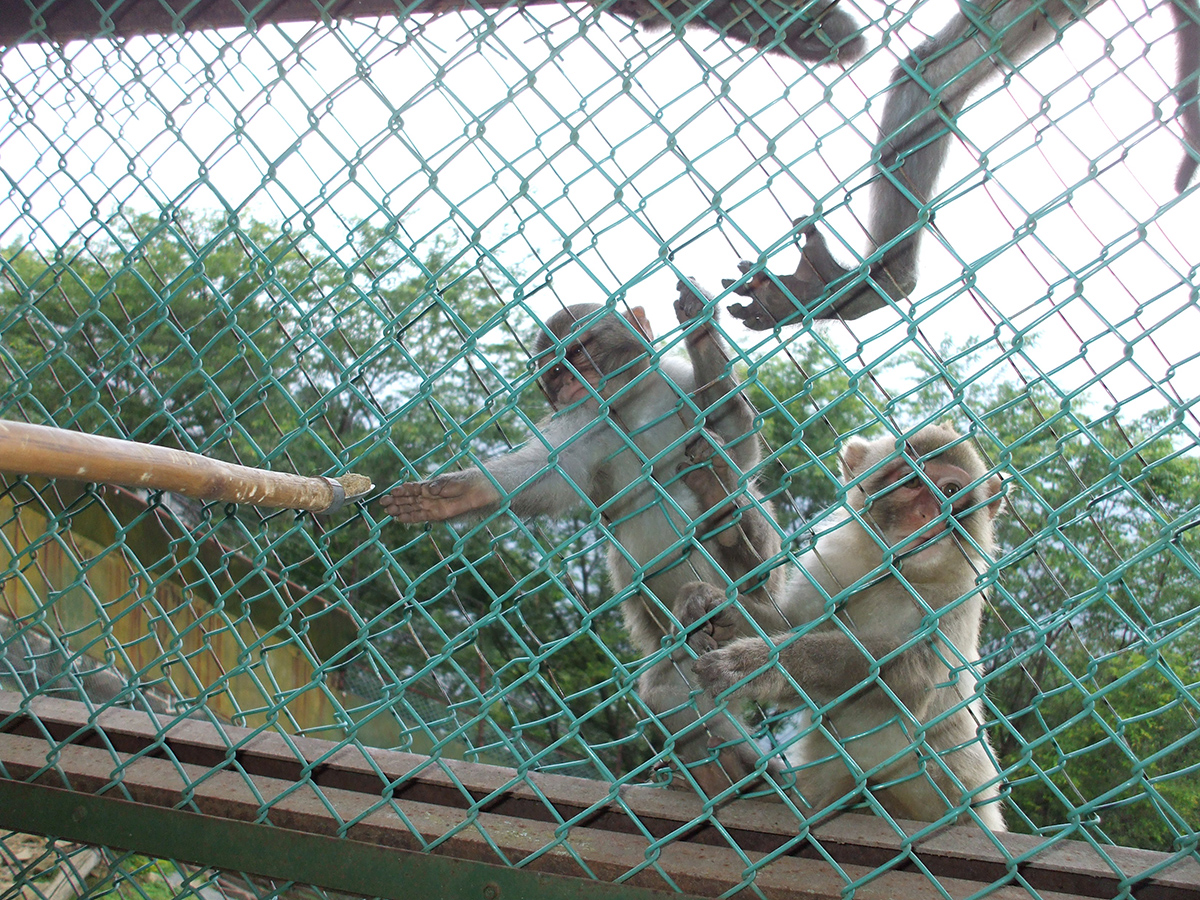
[382,280,787,794]
[684,424,1007,828]
[615,0,866,64]
[722,0,1200,328]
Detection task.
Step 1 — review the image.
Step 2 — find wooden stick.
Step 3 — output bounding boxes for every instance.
[0,419,373,513]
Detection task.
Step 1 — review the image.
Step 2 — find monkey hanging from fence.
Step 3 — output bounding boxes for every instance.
[680,424,1008,829]
[382,279,788,795]
[604,0,1200,328]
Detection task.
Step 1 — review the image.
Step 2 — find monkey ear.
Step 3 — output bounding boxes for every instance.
[982,473,1006,519]
[624,306,654,341]
[838,436,874,481]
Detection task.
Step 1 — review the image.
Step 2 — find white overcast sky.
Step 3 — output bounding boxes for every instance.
[1,0,1197,428]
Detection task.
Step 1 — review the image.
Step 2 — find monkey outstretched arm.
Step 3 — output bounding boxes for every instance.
[675,277,757,464]
[674,278,783,581]
[725,0,1200,329]
[383,413,603,524]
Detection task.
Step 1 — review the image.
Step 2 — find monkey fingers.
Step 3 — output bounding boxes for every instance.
[693,637,784,703]
[673,277,715,325]
[675,581,741,655]
[380,474,495,523]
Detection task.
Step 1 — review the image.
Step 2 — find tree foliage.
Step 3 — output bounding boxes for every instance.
[3,215,1197,846]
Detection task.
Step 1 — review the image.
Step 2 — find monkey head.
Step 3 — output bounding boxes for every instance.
[532,304,655,408]
[839,424,1004,570]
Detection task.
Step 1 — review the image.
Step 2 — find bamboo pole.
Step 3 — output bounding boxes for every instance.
[0,419,373,513]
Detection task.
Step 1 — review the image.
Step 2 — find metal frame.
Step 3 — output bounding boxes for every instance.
[4,694,1199,900]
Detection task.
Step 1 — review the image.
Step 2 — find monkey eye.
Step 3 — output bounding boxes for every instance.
[939,480,964,498]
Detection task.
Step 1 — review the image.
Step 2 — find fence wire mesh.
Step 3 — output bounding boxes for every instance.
[0,0,1198,896]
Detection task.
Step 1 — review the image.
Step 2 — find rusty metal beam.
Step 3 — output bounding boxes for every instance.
[2,694,1200,900]
[0,778,696,900]
[0,0,645,47]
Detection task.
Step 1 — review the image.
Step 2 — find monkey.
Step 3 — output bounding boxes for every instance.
[381,279,789,795]
[719,0,1200,328]
[612,0,867,64]
[680,424,1008,828]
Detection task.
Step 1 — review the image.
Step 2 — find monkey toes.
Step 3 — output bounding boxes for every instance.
[724,225,853,329]
[693,639,773,700]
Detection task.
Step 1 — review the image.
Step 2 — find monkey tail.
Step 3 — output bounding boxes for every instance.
[1172,0,1200,193]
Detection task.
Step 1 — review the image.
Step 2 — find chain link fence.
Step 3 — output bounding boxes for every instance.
[1,0,1198,896]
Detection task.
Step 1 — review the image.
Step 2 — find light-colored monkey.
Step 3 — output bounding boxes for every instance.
[382,280,787,794]
[683,424,1007,828]
[722,0,1200,327]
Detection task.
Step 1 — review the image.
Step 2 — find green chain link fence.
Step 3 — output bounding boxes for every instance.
[0,0,1198,896]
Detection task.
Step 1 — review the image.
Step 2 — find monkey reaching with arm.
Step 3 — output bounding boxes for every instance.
[381,280,788,795]
[683,424,1008,828]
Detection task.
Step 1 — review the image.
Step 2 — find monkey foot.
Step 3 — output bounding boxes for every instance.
[724,223,902,328]
[675,580,741,654]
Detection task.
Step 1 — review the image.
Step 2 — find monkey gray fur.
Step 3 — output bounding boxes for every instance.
[383,280,787,795]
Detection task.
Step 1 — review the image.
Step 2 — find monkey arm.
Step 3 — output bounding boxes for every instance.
[674,278,759,466]
[723,12,985,332]
[1172,0,1200,193]
[693,627,937,713]
[383,412,604,524]
[677,432,782,581]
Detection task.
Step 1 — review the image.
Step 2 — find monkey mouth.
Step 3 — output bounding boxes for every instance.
[558,378,595,406]
[901,522,949,555]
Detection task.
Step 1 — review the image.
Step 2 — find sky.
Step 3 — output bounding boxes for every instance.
[0,0,1197,431]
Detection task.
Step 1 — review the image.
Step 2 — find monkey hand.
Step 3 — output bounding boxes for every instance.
[675,581,744,655]
[693,637,785,703]
[380,473,496,523]
[724,223,890,328]
[674,277,716,325]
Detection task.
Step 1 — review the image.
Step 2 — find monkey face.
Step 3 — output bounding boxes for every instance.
[533,305,653,410]
[843,426,1003,568]
[541,338,605,407]
[864,458,978,559]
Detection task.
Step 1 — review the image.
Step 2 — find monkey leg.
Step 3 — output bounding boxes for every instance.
[381,472,498,523]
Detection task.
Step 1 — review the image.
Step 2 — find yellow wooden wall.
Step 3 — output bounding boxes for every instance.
[0,478,422,750]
